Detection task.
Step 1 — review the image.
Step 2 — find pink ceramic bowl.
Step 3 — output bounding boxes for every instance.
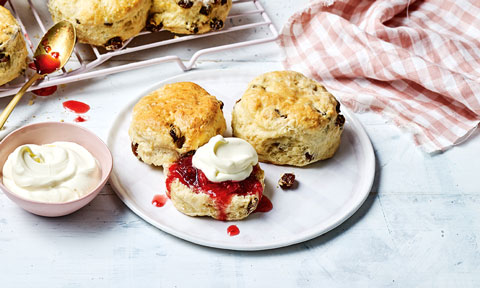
[0,122,113,217]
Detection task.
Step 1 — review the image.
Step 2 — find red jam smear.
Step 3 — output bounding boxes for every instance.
[32,85,57,96]
[152,194,168,207]
[28,62,37,70]
[165,155,264,221]
[63,100,90,114]
[227,225,240,236]
[254,195,273,213]
[34,54,60,74]
[0,0,6,6]
[74,116,88,122]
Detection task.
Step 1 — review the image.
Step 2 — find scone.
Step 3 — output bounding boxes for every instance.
[48,0,151,50]
[232,71,345,167]
[129,82,226,167]
[165,135,265,221]
[0,6,28,86]
[147,0,232,34]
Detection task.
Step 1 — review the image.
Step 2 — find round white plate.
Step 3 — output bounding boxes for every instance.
[107,69,375,251]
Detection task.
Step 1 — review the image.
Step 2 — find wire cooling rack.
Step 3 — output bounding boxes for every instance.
[0,0,278,98]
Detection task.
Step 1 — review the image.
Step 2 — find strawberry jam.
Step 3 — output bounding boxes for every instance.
[165,155,263,221]
[32,85,57,96]
[63,100,90,114]
[227,225,240,236]
[34,54,60,74]
[254,195,273,213]
[152,194,168,207]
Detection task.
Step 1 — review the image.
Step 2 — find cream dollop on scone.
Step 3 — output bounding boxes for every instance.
[129,82,226,167]
[165,135,265,221]
[232,71,345,167]
[48,0,151,50]
[0,6,28,86]
[147,0,232,34]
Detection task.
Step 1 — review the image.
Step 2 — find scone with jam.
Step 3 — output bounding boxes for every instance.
[165,135,265,221]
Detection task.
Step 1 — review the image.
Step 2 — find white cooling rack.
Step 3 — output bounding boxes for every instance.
[0,0,278,97]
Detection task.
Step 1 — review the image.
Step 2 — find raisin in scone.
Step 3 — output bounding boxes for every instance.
[129,82,226,167]
[147,0,232,34]
[48,0,151,50]
[0,6,28,86]
[165,136,265,221]
[232,71,345,167]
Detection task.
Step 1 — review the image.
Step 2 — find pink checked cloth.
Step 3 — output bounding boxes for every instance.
[278,0,480,152]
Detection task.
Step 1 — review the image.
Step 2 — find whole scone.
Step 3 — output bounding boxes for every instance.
[232,71,345,167]
[165,155,265,221]
[0,6,28,86]
[129,82,226,167]
[147,0,232,34]
[48,0,151,50]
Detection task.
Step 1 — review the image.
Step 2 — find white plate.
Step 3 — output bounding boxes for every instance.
[107,69,375,251]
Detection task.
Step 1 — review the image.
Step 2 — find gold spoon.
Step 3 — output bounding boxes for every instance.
[0,20,76,129]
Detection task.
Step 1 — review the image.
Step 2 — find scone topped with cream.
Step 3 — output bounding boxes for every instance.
[165,135,265,221]
[147,0,232,34]
[232,71,345,167]
[0,6,28,86]
[129,82,226,167]
[48,0,151,50]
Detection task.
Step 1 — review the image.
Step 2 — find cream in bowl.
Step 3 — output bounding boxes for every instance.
[0,122,113,217]
[2,142,101,203]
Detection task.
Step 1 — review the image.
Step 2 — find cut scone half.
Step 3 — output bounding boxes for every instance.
[164,154,265,221]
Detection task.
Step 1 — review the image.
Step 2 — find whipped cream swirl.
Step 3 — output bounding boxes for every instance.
[192,135,258,182]
[2,142,101,203]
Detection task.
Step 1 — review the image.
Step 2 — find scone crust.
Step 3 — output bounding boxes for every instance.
[232,71,345,166]
[129,82,226,166]
[48,0,151,48]
[0,6,27,86]
[148,0,232,34]
[166,165,265,221]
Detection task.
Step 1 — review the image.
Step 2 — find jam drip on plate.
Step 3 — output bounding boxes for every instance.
[152,194,168,207]
[166,155,264,220]
[227,225,240,236]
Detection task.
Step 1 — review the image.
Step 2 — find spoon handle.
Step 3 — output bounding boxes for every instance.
[0,73,44,129]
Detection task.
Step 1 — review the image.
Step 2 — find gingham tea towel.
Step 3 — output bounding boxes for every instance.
[278,0,480,152]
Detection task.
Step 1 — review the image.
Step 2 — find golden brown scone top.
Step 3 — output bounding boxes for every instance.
[49,0,149,24]
[131,82,226,153]
[0,6,20,45]
[238,71,340,132]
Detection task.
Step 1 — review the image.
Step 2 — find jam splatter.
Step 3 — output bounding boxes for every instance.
[28,62,37,70]
[152,194,168,207]
[32,85,57,96]
[74,116,88,123]
[254,195,273,213]
[33,54,60,74]
[227,225,240,237]
[63,100,90,114]
[165,155,263,221]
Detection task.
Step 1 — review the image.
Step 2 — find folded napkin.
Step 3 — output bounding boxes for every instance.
[278,0,480,152]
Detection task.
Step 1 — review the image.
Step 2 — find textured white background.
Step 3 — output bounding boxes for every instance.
[0,0,479,287]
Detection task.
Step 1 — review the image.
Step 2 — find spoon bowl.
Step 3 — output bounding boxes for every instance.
[0,20,76,129]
